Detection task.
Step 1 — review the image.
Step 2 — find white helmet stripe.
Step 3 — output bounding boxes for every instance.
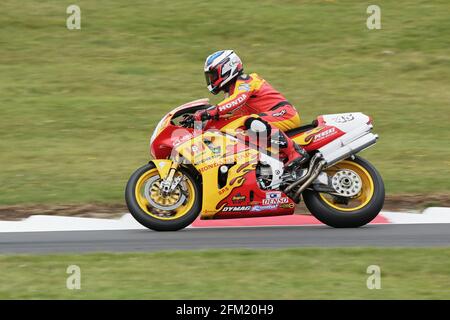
[204,50,234,71]
[204,50,243,93]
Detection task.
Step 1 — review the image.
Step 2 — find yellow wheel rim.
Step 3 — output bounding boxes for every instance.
[134,168,196,220]
[319,160,374,212]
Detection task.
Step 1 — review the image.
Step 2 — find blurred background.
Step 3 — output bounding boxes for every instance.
[1,0,449,207]
[1,0,450,301]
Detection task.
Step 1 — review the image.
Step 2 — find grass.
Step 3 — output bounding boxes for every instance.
[0,248,449,299]
[0,0,449,205]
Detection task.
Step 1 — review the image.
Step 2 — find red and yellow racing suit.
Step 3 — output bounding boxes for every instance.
[217,73,301,132]
[214,73,306,166]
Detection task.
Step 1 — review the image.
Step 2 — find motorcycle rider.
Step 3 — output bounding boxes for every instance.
[195,50,309,171]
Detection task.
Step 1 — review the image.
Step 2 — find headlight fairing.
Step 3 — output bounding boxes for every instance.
[150,114,170,145]
[150,114,172,158]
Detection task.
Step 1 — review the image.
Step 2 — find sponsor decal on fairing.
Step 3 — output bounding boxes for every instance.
[222,206,252,212]
[198,151,254,172]
[262,198,289,205]
[218,187,230,195]
[251,205,277,212]
[173,133,193,146]
[313,127,336,142]
[279,203,295,209]
[232,193,246,204]
[266,191,282,199]
[262,191,288,205]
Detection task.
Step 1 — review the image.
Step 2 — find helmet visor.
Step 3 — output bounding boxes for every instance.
[205,70,219,87]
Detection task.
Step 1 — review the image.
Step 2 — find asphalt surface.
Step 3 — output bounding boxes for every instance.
[0,223,449,254]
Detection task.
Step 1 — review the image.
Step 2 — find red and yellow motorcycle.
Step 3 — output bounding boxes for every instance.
[125,99,384,231]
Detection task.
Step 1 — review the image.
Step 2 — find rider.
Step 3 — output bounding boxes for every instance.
[194,50,309,171]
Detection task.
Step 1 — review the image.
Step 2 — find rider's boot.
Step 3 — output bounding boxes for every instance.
[270,130,309,172]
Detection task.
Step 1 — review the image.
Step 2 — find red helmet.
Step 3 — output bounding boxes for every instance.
[204,50,243,94]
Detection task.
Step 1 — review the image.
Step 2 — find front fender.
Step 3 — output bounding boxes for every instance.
[149,159,173,179]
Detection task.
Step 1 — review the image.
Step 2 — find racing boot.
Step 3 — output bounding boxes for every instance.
[284,141,309,172]
[270,130,309,172]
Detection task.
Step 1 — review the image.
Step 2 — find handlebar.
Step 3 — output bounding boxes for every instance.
[179,113,213,129]
[179,114,195,128]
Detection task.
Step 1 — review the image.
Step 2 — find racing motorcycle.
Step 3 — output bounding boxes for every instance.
[125,99,385,231]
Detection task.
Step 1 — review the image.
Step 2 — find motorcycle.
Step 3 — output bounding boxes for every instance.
[125,98,385,231]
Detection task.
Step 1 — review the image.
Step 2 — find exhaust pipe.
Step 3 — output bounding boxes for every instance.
[293,159,326,202]
[284,153,321,194]
[319,123,372,155]
[319,133,378,167]
[284,127,378,201]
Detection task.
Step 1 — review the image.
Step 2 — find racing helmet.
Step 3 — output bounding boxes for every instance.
[204,50,243,94]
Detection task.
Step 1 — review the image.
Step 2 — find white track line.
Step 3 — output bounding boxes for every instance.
[0,208,449,233]
[382,207,450,224]
[0,214,145,233]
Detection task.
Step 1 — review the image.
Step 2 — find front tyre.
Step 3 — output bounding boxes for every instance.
[125,163,201,231]
[303,156,385,228]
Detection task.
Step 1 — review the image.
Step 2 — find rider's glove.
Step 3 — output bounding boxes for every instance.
[194,106,219,122]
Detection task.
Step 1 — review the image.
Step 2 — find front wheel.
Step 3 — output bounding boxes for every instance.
[125,163,201,231]
[303,156,385,228]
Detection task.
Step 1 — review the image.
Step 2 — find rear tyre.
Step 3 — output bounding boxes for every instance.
[125,163,201,231]
[303,156,385,228]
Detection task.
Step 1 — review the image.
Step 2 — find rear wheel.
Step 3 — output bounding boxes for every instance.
[303,156,384,228]
[125,163,201,231]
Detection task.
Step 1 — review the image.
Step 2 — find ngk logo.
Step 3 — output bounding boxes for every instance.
[218,94,247,112]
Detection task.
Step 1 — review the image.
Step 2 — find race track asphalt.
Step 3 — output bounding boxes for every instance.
[0,223,449,254]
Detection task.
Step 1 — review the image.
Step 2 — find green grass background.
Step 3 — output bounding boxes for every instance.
[1,0,449,205]
[1,248,449,299]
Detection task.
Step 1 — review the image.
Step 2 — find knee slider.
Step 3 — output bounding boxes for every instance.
[244,117,271,136]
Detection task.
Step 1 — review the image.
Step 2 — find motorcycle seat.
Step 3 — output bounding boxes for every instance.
[285,120,318,138]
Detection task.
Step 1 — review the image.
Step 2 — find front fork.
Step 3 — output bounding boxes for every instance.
[160,165,179,196]
[150,159,182,196]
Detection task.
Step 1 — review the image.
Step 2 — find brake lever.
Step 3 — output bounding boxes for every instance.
[180,114,194,128]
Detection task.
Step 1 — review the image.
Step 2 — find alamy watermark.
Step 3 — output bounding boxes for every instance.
[66,5,81,30]
[66,265,81,290]
[366,265,381,289]
[366,5,381,30]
